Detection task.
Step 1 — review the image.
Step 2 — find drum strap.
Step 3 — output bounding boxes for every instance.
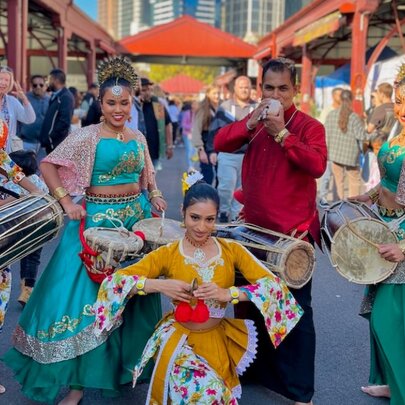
[78,200,98,257]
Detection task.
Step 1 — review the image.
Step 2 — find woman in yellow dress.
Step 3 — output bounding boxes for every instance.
[94,180,303,404]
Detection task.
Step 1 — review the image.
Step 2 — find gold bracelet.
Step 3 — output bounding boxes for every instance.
[12,171,25,184]
[52,186,69,201]
[148,189,163,200]
[274,128,289,144]
[367,187,379,203]
[135,276,147,296]
[229,286,240,305]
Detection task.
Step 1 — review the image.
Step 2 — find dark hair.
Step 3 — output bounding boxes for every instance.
[89,83,98,90]
[338,90,353,133]
[183,182,220,212]
[68,86,78,97]
[9,150,38,176]
[49,68,66,84]
[332,87,343,96]
[261,57,297,86]
[31,74,44,83]
[99,77,133,101]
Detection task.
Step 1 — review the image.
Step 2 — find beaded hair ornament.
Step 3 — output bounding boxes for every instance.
[97,56,138,98]
[394,63,405,97]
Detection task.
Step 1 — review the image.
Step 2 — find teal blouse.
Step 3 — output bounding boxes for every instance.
[90,138,145,187]
[378,140,405,193]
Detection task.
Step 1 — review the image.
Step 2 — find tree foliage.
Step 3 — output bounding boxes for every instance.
[148,64,220,85]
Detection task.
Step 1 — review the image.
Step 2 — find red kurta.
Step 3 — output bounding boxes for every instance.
[214,104,327,245]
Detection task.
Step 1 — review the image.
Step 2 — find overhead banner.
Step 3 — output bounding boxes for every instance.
[293,11,342,46]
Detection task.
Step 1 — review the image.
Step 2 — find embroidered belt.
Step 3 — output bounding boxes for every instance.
[85,191,141,204]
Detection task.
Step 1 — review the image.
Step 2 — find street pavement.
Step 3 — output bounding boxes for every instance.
[0,149,388,405]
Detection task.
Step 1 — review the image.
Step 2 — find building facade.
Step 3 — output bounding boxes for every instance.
[151,0,221,27]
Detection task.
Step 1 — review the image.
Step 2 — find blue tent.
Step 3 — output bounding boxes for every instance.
[315,46,398,88]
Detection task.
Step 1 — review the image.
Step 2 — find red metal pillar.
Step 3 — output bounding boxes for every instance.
[301,44,312,114]
[57,26,68,72]
[350,0,379,115]
[86,41,96,87]
[7,0,22,83]
[21,0,28,89]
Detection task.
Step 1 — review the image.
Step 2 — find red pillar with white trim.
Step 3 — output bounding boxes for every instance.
[350,0,379,115]
[301,45,312,114]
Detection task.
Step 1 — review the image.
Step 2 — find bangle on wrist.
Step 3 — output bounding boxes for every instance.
[166,144,174,150]
[148,189,163,201]
[12,171,25,184]
[367,187,379,203]
[229,286,240,305]
[274,128,289,144]
[52,186,69,201]
[135,276,147,295]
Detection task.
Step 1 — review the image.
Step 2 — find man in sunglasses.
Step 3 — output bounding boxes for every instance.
[19,75,49,154]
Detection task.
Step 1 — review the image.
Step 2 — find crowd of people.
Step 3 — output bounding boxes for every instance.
[0,54,405,405]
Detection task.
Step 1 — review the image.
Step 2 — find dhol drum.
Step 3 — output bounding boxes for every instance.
[216,224,316,289]
[80,223,144,284]
[321,200,398,284]
[0,193,64,269]
[132,218,185,253]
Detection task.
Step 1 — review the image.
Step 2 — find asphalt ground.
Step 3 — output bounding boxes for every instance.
[0,149,389,404]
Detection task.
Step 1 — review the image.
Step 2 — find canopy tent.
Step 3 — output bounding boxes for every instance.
[315,45,398,88]
[315,45,398,109]
[119,16,257,67]
[159,74,205,95]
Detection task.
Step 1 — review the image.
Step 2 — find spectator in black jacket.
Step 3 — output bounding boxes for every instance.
[40,68,74,154]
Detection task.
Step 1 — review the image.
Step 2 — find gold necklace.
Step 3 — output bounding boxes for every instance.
[102,123,125,141]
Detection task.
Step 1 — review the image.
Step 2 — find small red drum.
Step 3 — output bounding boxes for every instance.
[80,226,144,283]
[0,193,64,269]
[132,218,185,252]
[321,200,398,284]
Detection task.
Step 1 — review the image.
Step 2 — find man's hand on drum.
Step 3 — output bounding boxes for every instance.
[151,196,167,212]
[378,243,405,262]
[61,200,86,221]
[145,279,192,302]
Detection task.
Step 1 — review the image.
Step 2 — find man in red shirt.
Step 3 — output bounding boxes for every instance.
[214,57,327,405]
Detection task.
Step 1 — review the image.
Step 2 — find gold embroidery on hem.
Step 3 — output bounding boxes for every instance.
[37,304,94,340]
[13,320,122,364]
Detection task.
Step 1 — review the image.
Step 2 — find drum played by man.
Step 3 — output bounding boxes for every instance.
[214,57,327,405]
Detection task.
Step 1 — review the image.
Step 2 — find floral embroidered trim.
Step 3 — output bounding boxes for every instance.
[98,150,144,183]
[36,304,93,340]
[235,319,258,376]
[92,203,143,223]
[239,276,303,348]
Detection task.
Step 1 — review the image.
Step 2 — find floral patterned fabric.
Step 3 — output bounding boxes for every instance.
[94,238,303,403]
[0,268,11,332]
[0,148,24,184]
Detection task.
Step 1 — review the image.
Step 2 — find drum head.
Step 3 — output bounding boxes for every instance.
[331,218,397,284]
[84,227,143,253]
[133,218,184,246]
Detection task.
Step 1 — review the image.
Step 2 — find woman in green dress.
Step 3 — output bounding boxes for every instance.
[353,63,405,405]
[3,57,167,404]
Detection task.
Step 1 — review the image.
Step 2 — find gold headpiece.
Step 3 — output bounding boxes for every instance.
[97,56,138,90]
[394,63,405,88]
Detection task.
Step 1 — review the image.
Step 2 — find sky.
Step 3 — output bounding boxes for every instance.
[74,0,97,21]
